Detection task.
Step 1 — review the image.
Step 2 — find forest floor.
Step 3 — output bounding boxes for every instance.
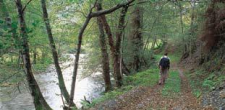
[90,63,216,110]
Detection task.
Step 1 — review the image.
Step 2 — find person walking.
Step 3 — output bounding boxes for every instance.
[158,53,170,85]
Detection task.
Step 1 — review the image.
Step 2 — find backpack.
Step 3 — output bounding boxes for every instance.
[159,57,170,69]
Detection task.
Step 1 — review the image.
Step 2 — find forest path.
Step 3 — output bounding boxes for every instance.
[90,64,214,110]
[120,67,207,110]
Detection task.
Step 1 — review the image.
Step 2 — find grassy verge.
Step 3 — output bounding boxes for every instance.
[188,69,208,98]
[188,69,225,98]
[124,68,159,86]
[82,67,160,108]
[162,71,181,97]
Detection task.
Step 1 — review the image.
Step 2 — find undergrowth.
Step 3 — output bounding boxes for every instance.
[0,65,24,85]
[0,57,53,86]
[188,68,225,98]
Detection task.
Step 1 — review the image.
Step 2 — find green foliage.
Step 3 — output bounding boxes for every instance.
[154,54,162,61]
[193,89,202,98]
[0,65,24,85]
[202,71,225,91]
[188,68,225,98]
[153,41,164,50]
[71,106,78,110]
[33,63,51,73]
[124,68,159,86]
[202,74,216,90]
[188,70,203,98]
[169,54,182,63]
[162,71,181,97]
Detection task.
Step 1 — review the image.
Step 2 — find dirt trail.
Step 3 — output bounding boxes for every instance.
[90,67,214,110]
[172,69,203,109]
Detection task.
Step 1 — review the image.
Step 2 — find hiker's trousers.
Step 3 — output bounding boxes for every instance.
[159,68,169,84]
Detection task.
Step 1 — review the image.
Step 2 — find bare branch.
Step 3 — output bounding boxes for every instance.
[22,0,33,13]
[128,0,152,7]
[90,0,135,17]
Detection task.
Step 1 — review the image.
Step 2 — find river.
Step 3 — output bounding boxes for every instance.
[0,54,104,110]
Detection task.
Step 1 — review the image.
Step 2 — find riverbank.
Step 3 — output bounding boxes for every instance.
[0,54,104,110]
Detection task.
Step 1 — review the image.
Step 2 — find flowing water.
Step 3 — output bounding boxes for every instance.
[0,54,104,110]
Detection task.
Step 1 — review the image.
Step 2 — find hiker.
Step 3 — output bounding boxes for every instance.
[158,53,170,85]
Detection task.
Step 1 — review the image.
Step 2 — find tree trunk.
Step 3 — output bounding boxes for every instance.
[114,6,129,86]
[128,2,144,72]
[189,0,196,58]
[122,59,130,75]
[40,0,74,106]
[10,55,13,63]
[151,36,157,50]
[15,0,52,109]
[96,3,112,92]
[69,13,91,109]
[69,1,135,107]
[100,15,120,87]
[41,51,45,64]
[100,6,128,87]
[178,2,187,54]
[33,48,37,64]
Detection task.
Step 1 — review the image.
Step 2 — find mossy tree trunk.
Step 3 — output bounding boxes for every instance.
[100,6,129,87]
[96,2,112,92]
[15,0,52,109]
[40,0,74,106]
[128,0,144,72]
